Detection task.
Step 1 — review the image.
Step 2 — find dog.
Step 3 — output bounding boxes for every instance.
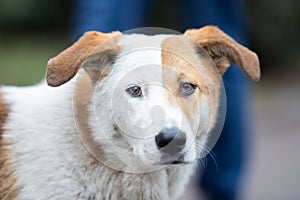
[0,26,260,200]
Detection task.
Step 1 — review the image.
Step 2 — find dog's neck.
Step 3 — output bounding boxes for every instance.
[68,151,195,199]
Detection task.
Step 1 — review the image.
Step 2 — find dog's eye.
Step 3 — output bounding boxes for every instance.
[126,85,143,97]
[180,82,197,96]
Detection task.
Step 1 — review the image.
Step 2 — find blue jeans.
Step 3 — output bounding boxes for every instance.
[71,1,250,199]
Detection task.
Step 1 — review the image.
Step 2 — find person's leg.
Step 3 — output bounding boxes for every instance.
[201,69,250,200]
[70,0,154,40]
[179,0,248,43]
[116,0,155,31]
[179,0,250,199]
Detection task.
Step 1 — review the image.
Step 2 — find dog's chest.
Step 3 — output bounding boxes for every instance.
[69,163,194,200]
[17,157,193,200]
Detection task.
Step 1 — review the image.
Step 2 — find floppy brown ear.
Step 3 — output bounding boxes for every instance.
[184,26,260,81]
[46,31,121,87]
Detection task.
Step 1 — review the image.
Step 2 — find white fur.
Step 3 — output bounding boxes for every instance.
[0,34,214,200]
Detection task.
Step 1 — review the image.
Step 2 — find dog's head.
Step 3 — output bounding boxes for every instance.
[46,26,260,171]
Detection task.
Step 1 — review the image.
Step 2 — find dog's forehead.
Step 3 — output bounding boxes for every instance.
[118,34,173,49]
[116,34,171,69]
[117,33,199,57]
[115,34,203,78]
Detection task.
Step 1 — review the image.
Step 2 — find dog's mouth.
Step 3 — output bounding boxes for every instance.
[155,154,192,165]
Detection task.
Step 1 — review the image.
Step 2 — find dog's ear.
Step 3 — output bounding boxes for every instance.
[184,26,260,81]
[46,31,121,87]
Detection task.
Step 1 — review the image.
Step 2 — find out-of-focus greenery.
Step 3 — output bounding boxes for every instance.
[0,0,299,86]
[0,0,70,31]
[0,0,70,85]
[0,35,68,85]
[248,0,300,76]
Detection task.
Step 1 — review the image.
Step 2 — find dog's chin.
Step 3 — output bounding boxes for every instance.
[154,154,194,166]
[159,160,192,165]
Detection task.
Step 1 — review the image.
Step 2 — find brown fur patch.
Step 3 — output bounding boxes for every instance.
[0,91,19,199]
[161,35,220,120]
[184,26,260,81]
[73,61,117,161]
[73,72,101,156]
[68,32,121,162]
[46,31,121,87]
[161,34,223,140]
[82,35,121,82]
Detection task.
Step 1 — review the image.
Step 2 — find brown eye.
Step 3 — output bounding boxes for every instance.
[126,85,143,97]
[180,82,197,96]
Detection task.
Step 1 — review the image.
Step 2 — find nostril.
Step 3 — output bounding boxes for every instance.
[155,130,173,148]
[155,128,186,154]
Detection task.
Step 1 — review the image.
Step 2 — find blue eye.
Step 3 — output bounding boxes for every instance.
[126,85,143,97]
[180,82,197,96]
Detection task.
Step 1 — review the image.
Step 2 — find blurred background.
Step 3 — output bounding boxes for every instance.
[0,0,299,199]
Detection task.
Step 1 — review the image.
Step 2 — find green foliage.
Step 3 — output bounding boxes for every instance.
[0,0,69,31]
[0,35,69,85]
[0,0,299,85]
[248,0,300,59]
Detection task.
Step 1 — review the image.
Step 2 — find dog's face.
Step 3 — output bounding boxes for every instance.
[46,26,260,171]
[94,34,212,166]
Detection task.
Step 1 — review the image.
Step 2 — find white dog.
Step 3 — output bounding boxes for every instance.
[0,26,260,200]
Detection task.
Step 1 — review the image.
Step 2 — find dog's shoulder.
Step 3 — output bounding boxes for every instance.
[0,89,19,199]
[0,89,8,132]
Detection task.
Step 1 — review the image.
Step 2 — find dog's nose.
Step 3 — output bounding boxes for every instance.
[155,128,186,155]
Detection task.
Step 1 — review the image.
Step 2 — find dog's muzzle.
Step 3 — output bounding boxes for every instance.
[155,127,186,157]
